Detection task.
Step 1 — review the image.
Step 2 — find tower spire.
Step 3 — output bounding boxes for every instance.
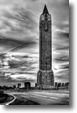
[42,4,49,14]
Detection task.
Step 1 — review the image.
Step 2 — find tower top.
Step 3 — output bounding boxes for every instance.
[42,5,49,14]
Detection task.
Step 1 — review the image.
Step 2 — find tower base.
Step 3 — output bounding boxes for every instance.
[37,69,54,89]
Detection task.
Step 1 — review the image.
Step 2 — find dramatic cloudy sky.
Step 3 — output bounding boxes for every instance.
[0,0,69,86]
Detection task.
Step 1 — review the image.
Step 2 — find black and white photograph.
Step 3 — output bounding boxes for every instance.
[0,0,69,105]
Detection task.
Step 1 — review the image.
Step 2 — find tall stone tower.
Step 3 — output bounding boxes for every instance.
[37,5,54,89]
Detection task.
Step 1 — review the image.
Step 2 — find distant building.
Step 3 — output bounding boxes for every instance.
[57,83,61,88]
[65,82,69,89]
[35,83,37,87]
[62,83,65,87]
[17,83,21,89]
[13,85,16,89]
[55,82,58,89]
[54,82,69,89]
[24,82,31,89]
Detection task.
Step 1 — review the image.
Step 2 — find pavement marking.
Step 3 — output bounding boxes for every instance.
[29,94,59,100]
[32,94,47,98]
[33,92,69,96]
[5,94,16,105]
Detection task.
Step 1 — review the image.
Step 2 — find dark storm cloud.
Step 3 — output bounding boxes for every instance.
[0,36,21,46]
[8,58,35,69]
[57,32,69,39]
[0,2,38,46]
[3,6,37,31]
[8,61,24,68]
[55,46,69,51]
[0,35,37,45]
[61,64,69,69]
[0,35,37,55]
[55,56,69,62]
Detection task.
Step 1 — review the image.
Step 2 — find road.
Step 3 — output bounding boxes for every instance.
[3,90,69,105]
[0,94,14,105]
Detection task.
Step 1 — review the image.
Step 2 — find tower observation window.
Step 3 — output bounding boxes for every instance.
[44,22,48,31]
